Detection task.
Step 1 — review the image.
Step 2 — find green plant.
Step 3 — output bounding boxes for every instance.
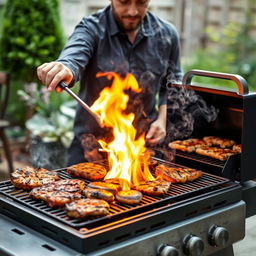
[18,84,76,147]
[0,0,64,82]
[0,0,65,138]
[184,0,256,90]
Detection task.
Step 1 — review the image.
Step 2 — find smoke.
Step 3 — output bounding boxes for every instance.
[30,136,67,170]
[165,84,219,144]
[127,71,156,137]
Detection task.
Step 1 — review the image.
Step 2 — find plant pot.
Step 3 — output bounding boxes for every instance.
[30,136,67,170]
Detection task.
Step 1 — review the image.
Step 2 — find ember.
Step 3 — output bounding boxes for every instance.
[90,72,155,190]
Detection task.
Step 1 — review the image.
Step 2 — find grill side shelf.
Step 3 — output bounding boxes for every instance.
[0,170,230,229]
[171,150,241,180]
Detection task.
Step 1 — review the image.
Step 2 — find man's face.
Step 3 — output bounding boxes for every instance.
[110,0,149,32]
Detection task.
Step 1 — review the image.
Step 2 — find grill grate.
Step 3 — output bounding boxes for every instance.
[174,151,226,168]
[0,162,229,230]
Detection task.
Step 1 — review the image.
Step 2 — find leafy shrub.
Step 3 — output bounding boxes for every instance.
[184,0,256,90]
[0,0,64,82]
[0,0,66,135]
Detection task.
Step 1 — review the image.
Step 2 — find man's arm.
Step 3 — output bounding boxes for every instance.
[37,18,97,92]
[145,23,183,146]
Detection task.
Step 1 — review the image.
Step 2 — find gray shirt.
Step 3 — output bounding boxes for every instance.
[58,5,182,142]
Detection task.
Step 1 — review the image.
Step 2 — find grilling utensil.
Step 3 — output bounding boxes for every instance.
[58,81,103,127]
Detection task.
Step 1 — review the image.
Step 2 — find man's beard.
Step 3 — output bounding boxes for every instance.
[112,5,143,32]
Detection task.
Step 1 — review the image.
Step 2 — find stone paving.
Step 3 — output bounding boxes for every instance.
[233,215,256,255]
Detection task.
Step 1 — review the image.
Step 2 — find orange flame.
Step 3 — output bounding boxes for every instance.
[91,72,155,190]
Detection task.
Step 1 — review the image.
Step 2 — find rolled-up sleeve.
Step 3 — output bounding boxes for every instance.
[57,19,97,83]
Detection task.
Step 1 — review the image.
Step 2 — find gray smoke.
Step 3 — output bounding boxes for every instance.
[165,84,219,144]
[30,136,67,170]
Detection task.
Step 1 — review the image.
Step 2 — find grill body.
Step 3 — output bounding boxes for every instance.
[0,166,243,255]
[87,201,245,256]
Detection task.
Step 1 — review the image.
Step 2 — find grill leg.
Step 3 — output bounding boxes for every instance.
[209,245,234,256]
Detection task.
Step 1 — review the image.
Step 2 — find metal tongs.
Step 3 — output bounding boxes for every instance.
[58,81,103,127]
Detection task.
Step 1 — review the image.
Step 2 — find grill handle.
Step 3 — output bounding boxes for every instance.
[182,69,249,95]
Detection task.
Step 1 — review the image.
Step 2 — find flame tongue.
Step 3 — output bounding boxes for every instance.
[91,72,155,190]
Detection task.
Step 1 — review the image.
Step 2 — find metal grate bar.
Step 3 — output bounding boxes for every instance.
[175,151,225,168]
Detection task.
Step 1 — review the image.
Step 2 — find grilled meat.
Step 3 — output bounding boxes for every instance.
[169,139,207,153]
[30,179,85,193]
[30,188,82,207]
[67,162,107,180]
[65,198,110,218]
[10,166,60,190]
[232,144,242,153]
[155,165,187,183]
[29,179,85,207]
[155,165,202,183]
[195,146,235,161]
[185,168,203,181]
[50,179,86,192]
[35,168,60,180]
[135,180,171,196]
[203,136,235,148]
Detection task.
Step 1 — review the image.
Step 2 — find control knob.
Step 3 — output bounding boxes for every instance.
[208,225,229,247]
[183,234,204,256]
[157,244,179,256]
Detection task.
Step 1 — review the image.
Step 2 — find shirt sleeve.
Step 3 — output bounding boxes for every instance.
[57,18,97,83]
[168,26,183,83]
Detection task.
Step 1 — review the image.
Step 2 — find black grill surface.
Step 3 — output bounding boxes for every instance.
[175,150,225,168]
[0,160,229,230]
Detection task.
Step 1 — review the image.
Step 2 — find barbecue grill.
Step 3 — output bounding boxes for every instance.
[1,69,256,256]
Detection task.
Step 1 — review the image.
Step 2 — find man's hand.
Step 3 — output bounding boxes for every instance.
[37,62,73,92]
[81,134,103,162]
[84,148,103,162]
[145,104,167,146]
[145,119,166,146]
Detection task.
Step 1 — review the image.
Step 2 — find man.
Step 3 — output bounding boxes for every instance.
[37,0,183,165]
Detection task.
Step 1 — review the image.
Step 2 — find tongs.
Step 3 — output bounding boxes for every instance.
[58,81,103,127]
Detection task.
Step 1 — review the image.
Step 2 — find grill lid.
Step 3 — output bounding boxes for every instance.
[170,69,256,182]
